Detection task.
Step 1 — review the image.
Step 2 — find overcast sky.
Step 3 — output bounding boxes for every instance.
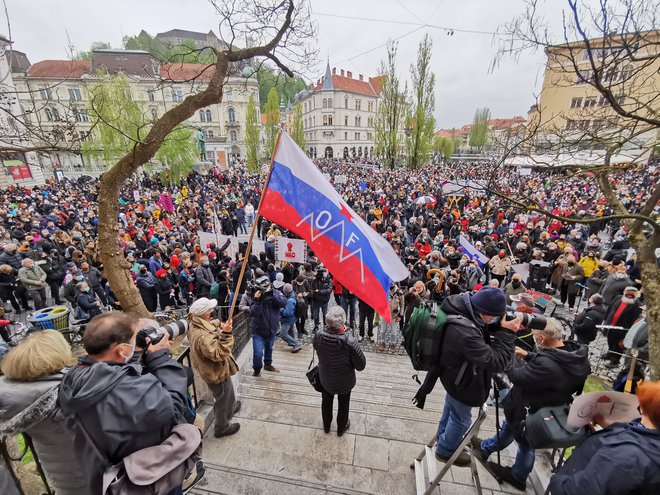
[5,0,567,128]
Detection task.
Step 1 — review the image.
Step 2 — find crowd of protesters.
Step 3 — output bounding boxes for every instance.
[0,157,658,494]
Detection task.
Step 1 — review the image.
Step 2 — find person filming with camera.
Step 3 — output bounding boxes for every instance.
[187,297,241,438]
[413,286,522,467]
[58,312,196,495]
[471,318,591,491]
[248,275,287,377]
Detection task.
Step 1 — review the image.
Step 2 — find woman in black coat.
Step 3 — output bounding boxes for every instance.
[572,294,607,344]
[312,306,366,436]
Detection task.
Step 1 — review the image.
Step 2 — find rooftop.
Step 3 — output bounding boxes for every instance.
[155,29,218,42]
[160,62,215,81]
[27,60,92,78]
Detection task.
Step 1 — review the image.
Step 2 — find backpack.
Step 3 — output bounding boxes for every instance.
[209,282,220,299]
[402,302,448,381]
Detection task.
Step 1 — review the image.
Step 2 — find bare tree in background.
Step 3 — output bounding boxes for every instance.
[491,0,660,378]
[97,0,316,316]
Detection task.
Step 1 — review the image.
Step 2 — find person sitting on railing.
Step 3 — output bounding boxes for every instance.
[0,330,87,495]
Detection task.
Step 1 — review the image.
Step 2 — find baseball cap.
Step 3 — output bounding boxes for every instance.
[189,297,218,315]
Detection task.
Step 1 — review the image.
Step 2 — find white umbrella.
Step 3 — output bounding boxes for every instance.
[415,195,435,205]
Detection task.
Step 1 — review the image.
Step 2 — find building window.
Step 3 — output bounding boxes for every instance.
[68,88,82,101]
[328,97,333,108]
[230,130,237,141]
[228,107,236,123]
[44,108,53,121]
[148,90,156,102]
[344,97,348,109]
[151,108,158,120]
[204,129,214,138]
[74,108,89,122]
[226,90,233,102]
[354,132,360,140]
[200,109,212,122]
[313,116,316,126]
[576,69,592,85]
[584,97,597,108]
[52,108,61,121]
[328,115,333,125]
[570,97,582,108]
[620,64,633,82]
[344,115,348,126]
[323,115,328,125]
[322,98,327,108]
[79,131,90,141]
[368,101,373,112]
[172,89,183,102]
[617,95,626,106]
[355,100,361,111]
[40,88,52,100]
[345,132,348,140]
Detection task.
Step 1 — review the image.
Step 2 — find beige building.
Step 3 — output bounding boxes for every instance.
[10,49,259,179]
[527,31,659,162]
[295,63,383,160]
[435,116,526,158]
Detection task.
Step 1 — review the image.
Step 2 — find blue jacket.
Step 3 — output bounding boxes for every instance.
[148,257,163,275]
[548,420,660,495]
[279,293,297,325]
[249,289,286,336]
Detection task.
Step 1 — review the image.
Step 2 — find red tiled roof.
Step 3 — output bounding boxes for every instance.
[488,116,526,130]
[160,63,215,81]
[313,74,379,97]
[27,60,91,78]
[369,75,385,95]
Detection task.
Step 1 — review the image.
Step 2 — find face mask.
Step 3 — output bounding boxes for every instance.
[140,269,147,274]
[83,287,90,292]
[120,341,136,363]
[204,262,210,267]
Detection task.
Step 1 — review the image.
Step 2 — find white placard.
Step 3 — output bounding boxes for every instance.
[567,391,640,428]
[252,239,266,256]
[133,190,140,202]
[275,236,306,263]
[322,173,331,181]
[197,231,239,259]
[334,174,347,184]
[197,231,217,250]
[216,234,239,259]
[519,167,532,176]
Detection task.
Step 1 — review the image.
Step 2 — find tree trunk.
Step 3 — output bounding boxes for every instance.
[629,231,660,380]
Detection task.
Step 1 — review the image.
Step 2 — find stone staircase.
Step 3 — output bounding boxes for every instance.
[190,340,544,495]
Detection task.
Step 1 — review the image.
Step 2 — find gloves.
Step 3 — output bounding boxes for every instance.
[412,387,428,410]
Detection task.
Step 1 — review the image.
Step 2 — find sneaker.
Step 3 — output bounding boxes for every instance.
[183,460,206,493]
[488,463,527,491]
[291,345,303,353]
[214,423,240,438]
[337,419,351,437]
[232,400,242,416]
[377,343,385,352]
[469,437,489,462]
[389,345,397,354]
[252,368,261,377]
[435,449,471,467]
[264,364,280,372]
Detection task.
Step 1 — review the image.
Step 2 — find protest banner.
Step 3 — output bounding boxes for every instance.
[275,236,306,263]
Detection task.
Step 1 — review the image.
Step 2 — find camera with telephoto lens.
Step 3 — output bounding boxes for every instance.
[504,311,547,330]
[136,319,188,348]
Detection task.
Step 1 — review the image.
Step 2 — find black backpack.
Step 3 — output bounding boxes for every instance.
[402,302,448,382]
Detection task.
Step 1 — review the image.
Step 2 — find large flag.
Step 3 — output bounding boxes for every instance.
[458,235,490,268]
[259,132,408,322]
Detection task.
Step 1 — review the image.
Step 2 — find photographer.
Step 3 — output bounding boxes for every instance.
[248,275,287,377]
[471,318,590,491]
[413,286,522,467]
[187,298,241,438]
[58,312,192,494]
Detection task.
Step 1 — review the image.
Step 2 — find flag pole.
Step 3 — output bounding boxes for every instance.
[227,130,284,321]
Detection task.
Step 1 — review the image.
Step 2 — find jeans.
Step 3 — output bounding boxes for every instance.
[252,332,276,370]
[341,296,358,328]
[378,319,400,346]
[322,390,351,431]
[312,301,328,328]
[279,322,300,348]
[435,393,473,457]
[481,420,535,482]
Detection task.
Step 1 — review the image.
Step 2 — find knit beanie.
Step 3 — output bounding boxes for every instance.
[470,286,506,317]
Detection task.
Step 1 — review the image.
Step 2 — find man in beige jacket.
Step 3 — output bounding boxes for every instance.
[187,298,240,438]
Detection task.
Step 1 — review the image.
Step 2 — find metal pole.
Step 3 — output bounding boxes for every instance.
[227,131,283,321]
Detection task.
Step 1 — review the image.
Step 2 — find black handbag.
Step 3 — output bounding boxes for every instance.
[524,405,589,449]
[306,349,323,393]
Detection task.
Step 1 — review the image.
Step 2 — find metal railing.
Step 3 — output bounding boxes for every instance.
[1,433,53,495]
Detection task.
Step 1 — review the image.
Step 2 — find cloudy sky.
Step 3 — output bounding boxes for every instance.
[5,0,570,128]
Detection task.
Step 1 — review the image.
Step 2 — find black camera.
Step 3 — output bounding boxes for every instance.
[504,311,547,330]
[136,319,188,348]
[247,276,272,298]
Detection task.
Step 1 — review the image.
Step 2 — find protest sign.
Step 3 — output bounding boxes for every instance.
[275,236,306,263]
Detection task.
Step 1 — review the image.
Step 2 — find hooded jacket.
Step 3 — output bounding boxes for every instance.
[505,340,590,428]
[599,273,633,306]
[313,329,366,395]
[57,350,189,494]
[0,373,87,495]
[428,293,516,407]
[249,289,287,336]
[187,314,239,384]
[548,420,660,495]
[573,303,607,343]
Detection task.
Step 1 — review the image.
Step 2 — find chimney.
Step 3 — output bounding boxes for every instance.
[340,69,345,76]
[332,67,336,75]
[347,71,352,78]
[359,74,363,81]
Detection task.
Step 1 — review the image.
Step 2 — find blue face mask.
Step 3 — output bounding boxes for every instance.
[204,262,210,267]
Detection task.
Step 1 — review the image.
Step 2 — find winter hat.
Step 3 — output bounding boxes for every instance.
[470,286,506,317]
[283,283,293,294]
[155,269,167,278]
[273,272,285,289]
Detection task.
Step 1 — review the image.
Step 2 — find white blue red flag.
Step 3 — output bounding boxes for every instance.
[458,235,490,267]
[259,132,408,322]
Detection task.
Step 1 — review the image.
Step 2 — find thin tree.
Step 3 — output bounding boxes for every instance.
[290,101,305,150]
[407,34,436,169]
[469,107,490,150]
[494,0,660,378]
[374,40,407,170]
[96,0,315,316]
[245,94,260,173]
[264,86,280,159]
